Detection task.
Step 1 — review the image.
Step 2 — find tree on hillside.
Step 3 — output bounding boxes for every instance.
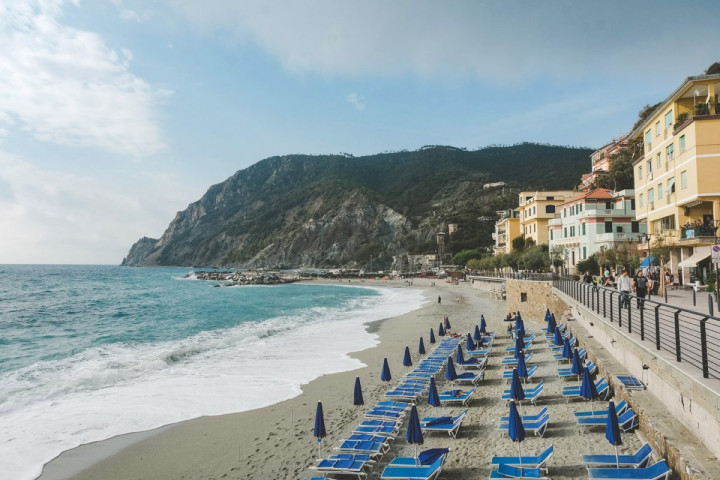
[594,147,635,191]
[451,249,483,266]
[705,61,720,75]
[632,102,663,132]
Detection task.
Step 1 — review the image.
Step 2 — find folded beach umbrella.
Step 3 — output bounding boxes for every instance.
[508,400,526,467]
[514,336,525,359]
[419,336,426,355]
[406,405,424,462]
[605,400,622,467]
[480,314,487,333]
[403,346,413,367]
[473,324,482,342]
[429,328,436,344]
[571,348,583,385]
[515,315,525,337]
[438,323,446,337]
[554,325,563,347]
[444,316,451,330]
[445,355,458,381]
[544,308,551,323]
[456,344,465,365]
[381,357,392,382]
[516,350,528,382]
[547,313,557,334]
[562,336,572,360]
[466,333,475,352]
[580,366,599,412]
[353,377,364,406]
[314,401,326,457]
[428,377,441,408]
[510,368,525,403]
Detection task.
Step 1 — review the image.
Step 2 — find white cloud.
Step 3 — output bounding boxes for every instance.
[168,0,719,82]
[0,150,194,264]
[0,0,168,156]
[346,93,366,111]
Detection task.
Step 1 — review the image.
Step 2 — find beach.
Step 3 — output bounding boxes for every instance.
[39,278,649,480]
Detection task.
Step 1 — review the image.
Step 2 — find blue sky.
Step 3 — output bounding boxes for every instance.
[1,0,719,264]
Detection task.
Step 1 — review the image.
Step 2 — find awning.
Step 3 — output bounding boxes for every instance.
[640,256,654,268]
[678,246,712,268]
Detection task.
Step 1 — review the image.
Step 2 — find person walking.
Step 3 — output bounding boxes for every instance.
[617,269,632,308]
[633,270,648,309]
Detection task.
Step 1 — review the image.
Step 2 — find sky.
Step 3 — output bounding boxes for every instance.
[1,0,719,264]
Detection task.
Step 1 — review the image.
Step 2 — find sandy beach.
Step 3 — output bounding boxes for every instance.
[40,278,649,480]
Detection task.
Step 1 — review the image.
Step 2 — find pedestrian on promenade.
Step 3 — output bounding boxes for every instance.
[617,270,632,308]
[633,270,648,308]
[582,271,593,284]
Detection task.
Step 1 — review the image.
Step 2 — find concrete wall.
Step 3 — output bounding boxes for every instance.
[505,280,720,479]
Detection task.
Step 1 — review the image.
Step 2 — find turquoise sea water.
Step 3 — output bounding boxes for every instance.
[0,265,426,479]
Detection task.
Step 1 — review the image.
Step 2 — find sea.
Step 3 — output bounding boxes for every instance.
[0,265,426,480]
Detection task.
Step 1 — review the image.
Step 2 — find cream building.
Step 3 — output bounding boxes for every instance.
[518,190,576,245]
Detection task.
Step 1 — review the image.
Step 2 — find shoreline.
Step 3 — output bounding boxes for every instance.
[39,278,451,479]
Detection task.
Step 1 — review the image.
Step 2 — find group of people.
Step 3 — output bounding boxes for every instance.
[582,265,675,309]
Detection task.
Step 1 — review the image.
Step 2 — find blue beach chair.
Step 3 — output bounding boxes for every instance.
[490,445,554,470]
[581,443,653,468]
[489,462,550,479]
[421,409,468,438]
[380,449,448,480]
[438,387,476,406]
[576,409,638,434]
[574,400,628,419]
[587,460,670,480]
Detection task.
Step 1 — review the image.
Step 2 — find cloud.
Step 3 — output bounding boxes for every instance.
[0,150,194,264]
[0,0,168,156]
[168,0,720,82]
[346,93,366,111]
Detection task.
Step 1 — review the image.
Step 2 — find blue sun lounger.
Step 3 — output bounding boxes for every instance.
[313,453,374,479]
[505,342,533,352]
[364,407,406,421]
[574,400,628,419]
[500,407,548,423]
[421,409,468,438]
[460,356,488,369]
[581,443,653,468]
[503,364,538,381]
[587,460,670,480]
[499,413,549,437]
[337,439,389,458]
[562,378,609,402]
[501,351,534,366]
[558,360,596,379]
[489,462,550,479]
[577,409,638,434]
[439,387,476,406]
[456,370,485,385]
[380,449,448,480]
[467,347,492,357]
[502,381,544,405]
[353,422,399,437]
[490,445,554,470]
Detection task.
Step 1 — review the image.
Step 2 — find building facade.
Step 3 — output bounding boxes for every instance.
[518,190,576,246]
[579,136,629,191]
[630,73,720,285]
[548,189,646,274]
[492,209,520,255]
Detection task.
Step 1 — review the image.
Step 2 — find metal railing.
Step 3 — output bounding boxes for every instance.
[554,277,720,380]
[471,271,554,282]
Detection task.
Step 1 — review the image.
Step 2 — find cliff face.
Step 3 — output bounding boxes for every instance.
[122,144,592,268]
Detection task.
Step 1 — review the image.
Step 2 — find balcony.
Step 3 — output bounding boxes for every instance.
[681,225,718,240]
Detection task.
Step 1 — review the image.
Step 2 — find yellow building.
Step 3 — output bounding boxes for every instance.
[492,209,520,255]
[518,190,576,245]
[630,73,720,285]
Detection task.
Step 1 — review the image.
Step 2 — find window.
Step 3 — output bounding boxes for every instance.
[563,209,567,217]
[564,227,567,238]
[646,159,653,176]
[616,226,623,233]
[546,196,554,200]
[605,221,613,233]
[605,201,612,210]
[630,199,636,210]
[657,182,663,199]
[666,143,674,162]
[648,188,654,203]
[668,177,675,193]
[665,110,673,130]
[582,223,586,235]
[645,129,652,150]
[631,221,639,233]
[680,135,685,153]
[639,193,644,207]
[681,171,688,189]
[583,246,587,259]
[655,121,660,137]
[579,204,582,212]
[545,205,555,214]
[533,206,536,215]
[638,165,643,179]
[550,230,553,240]
[656,153,661,169]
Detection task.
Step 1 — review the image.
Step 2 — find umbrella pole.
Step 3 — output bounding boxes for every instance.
[517,442,523,468]
[615,445,619,468]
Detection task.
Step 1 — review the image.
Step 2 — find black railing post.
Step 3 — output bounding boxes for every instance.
[693,287,696,306]
[603,290,607,317]
[639,306,644,340]
[700,317,710,379]
[610,292,615,323]
[709,294,714,316]
[627,300,632,334]
[618,295,622,327]
[674,310,681,362]
[597,287,601,314]
[654,305,661,351]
